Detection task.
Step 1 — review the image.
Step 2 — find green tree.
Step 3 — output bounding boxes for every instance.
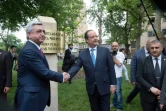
[86,0,105,45]
[0,33,23,52]
[104,0,155,50]
[0,0,84,44]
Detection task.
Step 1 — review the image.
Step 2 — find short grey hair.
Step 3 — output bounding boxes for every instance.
[150,39,163,48]
[26,21,43,39]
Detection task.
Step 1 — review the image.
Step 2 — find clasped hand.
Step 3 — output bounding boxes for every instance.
[62,72,70,82]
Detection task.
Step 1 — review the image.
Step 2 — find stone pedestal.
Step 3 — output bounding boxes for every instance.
[38,16,58,111]
[44,55,58,111]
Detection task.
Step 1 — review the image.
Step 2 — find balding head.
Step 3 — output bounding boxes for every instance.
[112,42,119,46]
[111,42,119,51]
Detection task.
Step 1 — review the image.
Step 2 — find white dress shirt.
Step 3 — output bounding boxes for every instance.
[152,55,161,71]
[144,47,149,57]
[89,46,97,59]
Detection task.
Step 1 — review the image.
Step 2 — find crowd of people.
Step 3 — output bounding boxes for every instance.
[1,20,166,111]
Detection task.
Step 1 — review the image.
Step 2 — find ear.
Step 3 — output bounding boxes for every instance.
[85,39,88,43]
[27,32,31,39]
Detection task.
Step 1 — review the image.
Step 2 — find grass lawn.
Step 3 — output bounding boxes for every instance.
[8,61,142,111]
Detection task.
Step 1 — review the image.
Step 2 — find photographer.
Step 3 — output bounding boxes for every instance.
[110,42,125,111]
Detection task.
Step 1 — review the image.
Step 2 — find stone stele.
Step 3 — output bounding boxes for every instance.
[38,16,59,111]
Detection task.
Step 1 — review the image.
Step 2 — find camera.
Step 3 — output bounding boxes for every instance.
[111,50,117,56]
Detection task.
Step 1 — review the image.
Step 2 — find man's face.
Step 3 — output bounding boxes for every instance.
[11,47,16,53]
[111,42,119,51]
[150,43,163,57]
[27,25,45,45]
[86,31,98,48]
[69,45,73,49]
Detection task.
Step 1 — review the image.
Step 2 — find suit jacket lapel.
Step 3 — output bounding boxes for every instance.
[43,55,49,69]
[148,56,156,77]
[37,49,49,68]
[85,48,95,68]
[95,46,101,68]
[161,55,166,77]
[28,41,49,68]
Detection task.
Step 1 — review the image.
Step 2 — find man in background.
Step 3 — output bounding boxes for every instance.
[62,44,76,84]
[126,38,155,104]
[110,42,125,111]
[136,40,166,111]
[0,49,12,110]
[8,45,17,68]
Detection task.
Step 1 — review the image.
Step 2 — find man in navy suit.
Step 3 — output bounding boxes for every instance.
[136,40,166,111]
[126,38,155,104]
[67,30,117,111]
[14,21,69,111]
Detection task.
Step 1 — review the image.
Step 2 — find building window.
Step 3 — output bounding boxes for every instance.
[162,29,166,35]
[148,31,155,37]
[131,41,136,48]
[163,18,166,22]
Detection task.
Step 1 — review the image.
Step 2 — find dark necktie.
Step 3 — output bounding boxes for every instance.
[155,58,160,88]
[91,48,95,66]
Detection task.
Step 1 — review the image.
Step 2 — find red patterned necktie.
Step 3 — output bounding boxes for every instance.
[40,48,43,55]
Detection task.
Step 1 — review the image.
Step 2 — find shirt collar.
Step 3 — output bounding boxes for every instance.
[89,46,97,51]
[152,55,161,60]
[144,47,149,54]
[28,40,40,50]
[69,48,72,52]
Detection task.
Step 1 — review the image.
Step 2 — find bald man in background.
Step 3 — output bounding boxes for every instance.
[110,42,125,111]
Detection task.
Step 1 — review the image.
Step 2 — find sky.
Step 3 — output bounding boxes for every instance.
[14,0,96,43]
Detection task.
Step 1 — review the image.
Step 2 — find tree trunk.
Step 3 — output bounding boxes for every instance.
[155,8,166,45]
[98,11,103,45]
[136,6,143,49]
[125,43,130,58]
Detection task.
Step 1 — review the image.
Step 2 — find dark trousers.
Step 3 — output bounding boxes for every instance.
[88,85,110,111]
[0,92,13,111]
[141,99,158,111]
[126,85,140,103]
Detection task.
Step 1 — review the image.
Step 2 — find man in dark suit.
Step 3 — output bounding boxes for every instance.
[66,30,117,111]
[0,49,12,109]
[8,45,17,68]
[136,40,166,111]
[62,44,76,84]
[126,38,155,104]
[14,20,70,111]
[160,70,166,111]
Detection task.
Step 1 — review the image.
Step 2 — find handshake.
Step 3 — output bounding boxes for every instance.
[62,72,70,82]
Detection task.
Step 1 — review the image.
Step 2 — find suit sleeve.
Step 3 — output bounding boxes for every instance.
[107,49,116,85]
[160,71,166,104]
[136,58,152,91]
[68,53,82,79]
[5,52,12,87]
[130,51,138,82]
[23,49,63,83]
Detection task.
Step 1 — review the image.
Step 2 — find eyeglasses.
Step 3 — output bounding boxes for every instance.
[88,35,98,39]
